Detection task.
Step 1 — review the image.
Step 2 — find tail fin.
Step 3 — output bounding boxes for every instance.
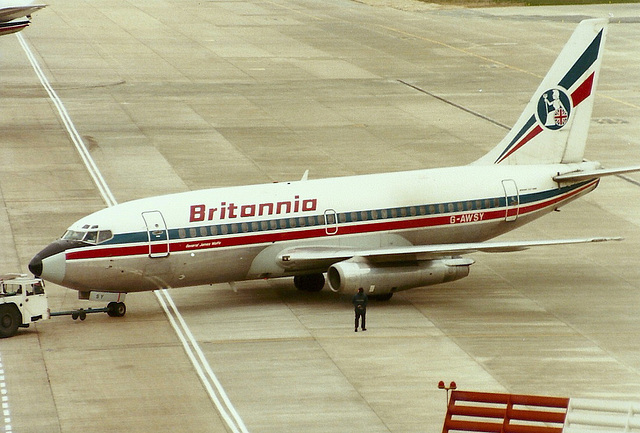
[474,19,608,165]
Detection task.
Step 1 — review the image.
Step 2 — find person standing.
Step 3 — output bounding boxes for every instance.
[352,287,368,332]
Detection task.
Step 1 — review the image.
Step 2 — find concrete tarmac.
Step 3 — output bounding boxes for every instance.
[1,1,640,432]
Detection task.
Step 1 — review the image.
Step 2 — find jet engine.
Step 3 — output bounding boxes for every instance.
[327,257,473,296]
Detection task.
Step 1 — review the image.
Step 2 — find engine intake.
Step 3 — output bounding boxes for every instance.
[327,258,472,295]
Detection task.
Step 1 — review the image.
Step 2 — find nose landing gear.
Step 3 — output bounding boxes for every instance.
[107,302,126,317]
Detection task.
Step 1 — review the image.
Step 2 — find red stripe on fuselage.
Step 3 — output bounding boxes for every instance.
[65,180,598,261]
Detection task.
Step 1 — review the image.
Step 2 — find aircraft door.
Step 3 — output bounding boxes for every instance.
[324,209,338,235]
[142,211,170,258]
[502,179,519,222]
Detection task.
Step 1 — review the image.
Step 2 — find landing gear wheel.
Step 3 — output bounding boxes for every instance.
[0,304,21,338]
[294,274,325,292]
[107,302,127,317]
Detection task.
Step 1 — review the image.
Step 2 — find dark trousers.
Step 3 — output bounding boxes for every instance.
[355,310,366,330]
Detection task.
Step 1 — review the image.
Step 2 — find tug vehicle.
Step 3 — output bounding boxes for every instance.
[0,274,49,338]
[0,273,124,338]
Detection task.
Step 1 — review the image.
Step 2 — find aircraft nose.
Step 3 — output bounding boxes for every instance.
[28,255,43,277]
[29,240,80,283]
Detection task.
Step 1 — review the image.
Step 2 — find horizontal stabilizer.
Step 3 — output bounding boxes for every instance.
[554,165,640,182]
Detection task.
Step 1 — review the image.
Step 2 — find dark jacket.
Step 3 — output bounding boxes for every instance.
[352,292,368,312]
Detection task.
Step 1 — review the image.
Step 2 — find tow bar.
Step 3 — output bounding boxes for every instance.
[50,307,108,321]
[50,300,126,320]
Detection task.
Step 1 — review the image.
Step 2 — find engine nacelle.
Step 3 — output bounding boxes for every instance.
[327,258,473,295]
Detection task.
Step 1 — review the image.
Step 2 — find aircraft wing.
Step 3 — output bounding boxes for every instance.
[0,4,46,22]
[277,237,621,271]
[0,19,28,35]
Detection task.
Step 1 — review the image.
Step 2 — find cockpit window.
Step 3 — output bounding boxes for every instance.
[62,230,85,241]
[97,230,113,243]
[84,231,98,243]
[62,230,113,245]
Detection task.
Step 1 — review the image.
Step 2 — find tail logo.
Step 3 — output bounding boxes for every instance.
[536,88,572,130]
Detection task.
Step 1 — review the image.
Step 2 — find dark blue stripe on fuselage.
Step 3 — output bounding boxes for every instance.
[97,180,592,247]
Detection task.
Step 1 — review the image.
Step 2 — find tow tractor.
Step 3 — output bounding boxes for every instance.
[1,274,126,338]
[0,274,49,338]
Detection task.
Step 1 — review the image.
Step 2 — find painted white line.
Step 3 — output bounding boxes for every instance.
[17,33,249,433]
[156,290,249,433]
[16,35,117,208]
[0,355,9,433]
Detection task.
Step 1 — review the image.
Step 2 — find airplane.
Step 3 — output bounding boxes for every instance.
[28,18,640,317]
[0,0,46,36]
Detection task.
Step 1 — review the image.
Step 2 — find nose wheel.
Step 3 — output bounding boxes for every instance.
[107,302,127,317]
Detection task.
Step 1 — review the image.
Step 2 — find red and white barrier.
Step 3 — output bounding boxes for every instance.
[440,390,640,433]
[441,390,569,433]
[564,398,640,433]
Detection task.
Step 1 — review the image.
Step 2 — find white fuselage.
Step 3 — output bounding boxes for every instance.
[33,162,598,294]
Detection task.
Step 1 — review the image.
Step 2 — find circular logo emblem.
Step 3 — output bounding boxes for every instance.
[536,88,572,130]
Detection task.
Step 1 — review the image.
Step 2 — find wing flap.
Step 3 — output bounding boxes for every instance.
[277,237,621,271]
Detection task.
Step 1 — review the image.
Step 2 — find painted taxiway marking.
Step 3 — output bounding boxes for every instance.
[17,33,250,433]
[0,355,11,433]
[379,22,640,112]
